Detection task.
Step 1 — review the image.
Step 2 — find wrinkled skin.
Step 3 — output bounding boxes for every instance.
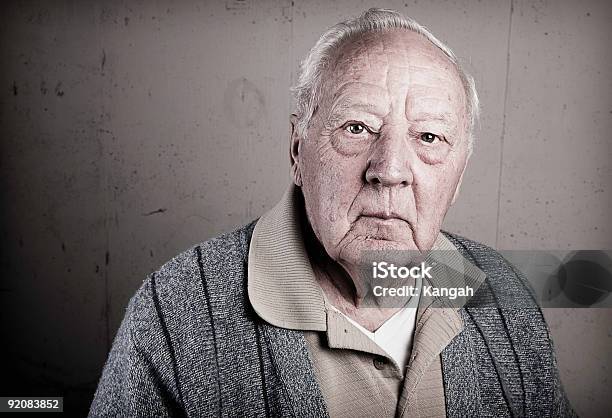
[290,30,471,327]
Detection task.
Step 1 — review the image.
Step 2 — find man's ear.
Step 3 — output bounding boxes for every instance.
[289,114,303,187]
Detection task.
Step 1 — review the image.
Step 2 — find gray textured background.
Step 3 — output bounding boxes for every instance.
[1,0,610,416]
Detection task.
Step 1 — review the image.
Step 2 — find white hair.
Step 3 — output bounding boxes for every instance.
[291,8,480,152]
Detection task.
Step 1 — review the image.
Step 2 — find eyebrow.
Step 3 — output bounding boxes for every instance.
[328,82,390,117]
[331,100,387,116]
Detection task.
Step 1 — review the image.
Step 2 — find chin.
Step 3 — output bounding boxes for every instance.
[363,238,416,251]
[338,236,419,266]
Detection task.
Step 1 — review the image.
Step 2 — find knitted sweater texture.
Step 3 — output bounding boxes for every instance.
[89,221,575,417]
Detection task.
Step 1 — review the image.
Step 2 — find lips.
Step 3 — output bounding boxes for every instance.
[352,213,413,243]
[359,210,408,223]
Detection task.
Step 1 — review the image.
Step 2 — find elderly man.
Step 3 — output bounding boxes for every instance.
[90,8,574,418]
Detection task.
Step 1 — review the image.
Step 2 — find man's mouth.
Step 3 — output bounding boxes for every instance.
[359,211,407,223]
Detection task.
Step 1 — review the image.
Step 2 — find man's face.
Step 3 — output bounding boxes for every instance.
[291,30,470,268]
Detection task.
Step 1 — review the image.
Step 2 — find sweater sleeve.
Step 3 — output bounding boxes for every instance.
[89,278,183,417]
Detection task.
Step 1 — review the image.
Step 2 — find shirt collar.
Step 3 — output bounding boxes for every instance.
[247,183,486,332]
[247,183,327,331]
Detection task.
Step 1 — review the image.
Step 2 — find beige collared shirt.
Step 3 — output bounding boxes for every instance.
[248,184,486,418]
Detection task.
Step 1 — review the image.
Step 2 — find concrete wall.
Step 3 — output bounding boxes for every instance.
[1,0,610,415]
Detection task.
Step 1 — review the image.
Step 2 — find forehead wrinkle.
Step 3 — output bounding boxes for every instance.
[330,100,387,118]
[411,111,455,123]
[407,64,459,83]
[331,80,387,99]
[380,31,466,106]
[376,33,463,120]
[380,31,412,63]
[407,84,462,105]
[322,31,467,130]
[332,29,462,85]
[325,83,390,127]
[408,100,459,126]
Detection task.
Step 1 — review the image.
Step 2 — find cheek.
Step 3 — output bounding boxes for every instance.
[409,166,461,250]
[413,162,464,219]
[302,139,364,205]
[299,140,367,243]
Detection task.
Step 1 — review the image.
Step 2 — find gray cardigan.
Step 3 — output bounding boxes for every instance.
[89,221,575,417]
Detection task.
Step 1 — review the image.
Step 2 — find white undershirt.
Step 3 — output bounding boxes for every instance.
[330,276,422,371]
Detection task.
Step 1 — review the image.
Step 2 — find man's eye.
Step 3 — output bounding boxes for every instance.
[420,132,439,143]
[346,123,366,135]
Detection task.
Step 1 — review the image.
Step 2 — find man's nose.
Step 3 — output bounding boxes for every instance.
[365,132,413,187]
